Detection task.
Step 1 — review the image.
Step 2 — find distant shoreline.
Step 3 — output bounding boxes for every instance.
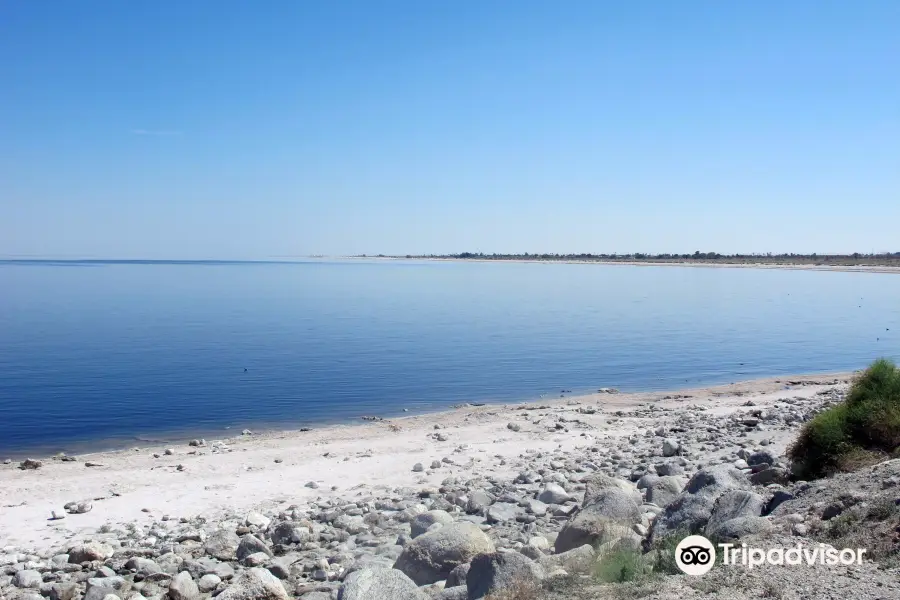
[359,256,900,274]
[4,256,900,274]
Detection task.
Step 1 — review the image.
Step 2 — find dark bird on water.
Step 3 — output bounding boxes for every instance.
[244,368,248,372]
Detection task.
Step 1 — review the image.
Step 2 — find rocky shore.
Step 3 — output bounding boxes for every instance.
[4,373,900,599]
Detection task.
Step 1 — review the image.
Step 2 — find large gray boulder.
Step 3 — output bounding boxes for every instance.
[393,522,495,585]
[465,491,494,514]
[652,493,717,540]
[684,464,748,495]
[236,535,272,561]
[49,583,77,600]
[269,521,310,546]
[466,552,544,600]
[651,465,749,540]
[214,568,290,600]
[125,557,163,576]
[526,499,548,516]
[764,490,794,516]
[205,529,241,561]
[50,555,71,569]
[537,544,596,574]
[168,572,200,600]
[338,568,426,600]
[157,552,185,574]
[50,581,78,600]
[299,594,332,600]
[411,510,455,538]
[555,514,636,554]
[445,563,470,588]
[83,577,130,600]
[485,502,522,523]
[748,450,776,467]
[438,588,468,600]
[708,516,773,540]
[655,462,684,477]
[538,484,571,505]
[645,476,684,508]
[750,466,790,486]
[198,575,222,593]
[262,559,289,580]
[242,552,270,567]
[583,474,642,506]
[636,473,660,491]
[704,490,765,537]
[583,487,642,521]
[555,488,641,553]
[182,557,234,581]
[13,570,42,589]
[662,438,681,457]
[520,544,546,560]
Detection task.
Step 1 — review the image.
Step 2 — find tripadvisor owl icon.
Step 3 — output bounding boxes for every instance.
[675,535,716,575]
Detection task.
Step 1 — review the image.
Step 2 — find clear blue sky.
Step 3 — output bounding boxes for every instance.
[2,1,898,258]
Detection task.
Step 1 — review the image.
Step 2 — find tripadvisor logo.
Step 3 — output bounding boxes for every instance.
[675,534,868,575]
[675,535,716,575]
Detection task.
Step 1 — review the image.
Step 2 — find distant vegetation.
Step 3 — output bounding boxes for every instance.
[789,359,900,478]
[379,252,900,267]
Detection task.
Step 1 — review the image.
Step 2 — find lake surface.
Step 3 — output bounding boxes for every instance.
[1,259,898,457]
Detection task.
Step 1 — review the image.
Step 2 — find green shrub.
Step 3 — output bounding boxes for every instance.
[788,403,850,476]
[595,548,649,583]
[789,359,900,478]
[866,497,899,521]
[825,512,859,538]
[845,359,900,447]
[647,529,690,575]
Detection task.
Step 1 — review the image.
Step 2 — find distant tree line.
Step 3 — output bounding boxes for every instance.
[423,251,900,260]
[383,252,900,263]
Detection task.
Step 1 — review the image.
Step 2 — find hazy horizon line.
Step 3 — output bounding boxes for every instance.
[1,251,899,264]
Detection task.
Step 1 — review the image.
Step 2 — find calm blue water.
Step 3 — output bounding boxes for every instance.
[1,260,898,457]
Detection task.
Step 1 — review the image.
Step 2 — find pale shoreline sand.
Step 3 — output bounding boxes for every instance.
[0,371,852,551]
[358,256,900,274]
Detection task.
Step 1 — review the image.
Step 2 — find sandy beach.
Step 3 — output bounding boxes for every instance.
[0,372,848,552]
[9,368,900,599]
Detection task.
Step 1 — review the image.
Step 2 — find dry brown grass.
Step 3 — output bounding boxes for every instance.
[760,580,784,599]
[607,578,667,600]
[810,497,900,566]
[835,447,888,472]
[483,580,543,600]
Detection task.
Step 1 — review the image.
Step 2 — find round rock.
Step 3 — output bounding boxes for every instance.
[410,510,455,538]
[338,568,426,600]
[466,552,545,600]
[393,522,495,585]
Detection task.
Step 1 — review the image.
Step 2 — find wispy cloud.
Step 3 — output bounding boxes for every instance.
[131,129,183,136]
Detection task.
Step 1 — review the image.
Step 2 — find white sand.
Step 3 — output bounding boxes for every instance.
[0,373,849,552]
